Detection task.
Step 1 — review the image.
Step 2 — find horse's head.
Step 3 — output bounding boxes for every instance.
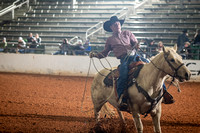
[162,44,191,82]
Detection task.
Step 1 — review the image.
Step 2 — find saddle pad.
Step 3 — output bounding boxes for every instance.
[103,69,119,87]
[103,61,144,87]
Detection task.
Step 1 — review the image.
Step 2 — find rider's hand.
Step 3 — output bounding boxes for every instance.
[89,51,96,58]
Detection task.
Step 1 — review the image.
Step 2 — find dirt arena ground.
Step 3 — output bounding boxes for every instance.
[0,72,199,133]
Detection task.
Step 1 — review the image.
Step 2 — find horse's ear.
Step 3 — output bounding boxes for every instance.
[163,46,166,53]
[173,44,177,51]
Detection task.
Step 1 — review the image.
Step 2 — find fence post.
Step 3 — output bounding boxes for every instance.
[12,9,14,19]
[148,0,152,5]
[86,32,88,40]
[132,5,136,16]
[71,0,76,9]
[27,0,29,8]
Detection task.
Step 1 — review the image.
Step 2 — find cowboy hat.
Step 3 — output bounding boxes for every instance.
[103,16,125,32]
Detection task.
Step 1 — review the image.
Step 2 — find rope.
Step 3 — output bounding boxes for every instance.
[91,58,106,77]
[81,58,94,113]
[81,52,116,113]
[90,51,114,77]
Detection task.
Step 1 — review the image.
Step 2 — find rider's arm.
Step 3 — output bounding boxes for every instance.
[94,39,112,59]
[129,31,138,47]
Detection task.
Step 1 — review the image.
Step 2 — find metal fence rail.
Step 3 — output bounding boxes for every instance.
[85,7,128,40]
[0,0,29,19]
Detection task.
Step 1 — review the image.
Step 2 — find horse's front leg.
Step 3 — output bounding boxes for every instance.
[150,104,162,133]
[131,104,143,133]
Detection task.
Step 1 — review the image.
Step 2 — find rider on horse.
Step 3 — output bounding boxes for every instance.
[89,16,174,111]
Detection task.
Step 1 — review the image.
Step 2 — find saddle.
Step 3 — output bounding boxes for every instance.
[103,60,174,113]
[103,61,145,88]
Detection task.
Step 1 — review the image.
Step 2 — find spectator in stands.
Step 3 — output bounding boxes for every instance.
[32,33,41,46]
[177,29,190,53]
[53,38,71,55]
[0,37,7,52]
[180,42,191,59]
[157,41,164,53]
[84,38,90,47]
[83,38,91,55]
[145,38,157,56]
[27,33,34,43]
[194,29,200,45]
[17,37,26,53]
[74,39,87,55]
[27,33,41,53]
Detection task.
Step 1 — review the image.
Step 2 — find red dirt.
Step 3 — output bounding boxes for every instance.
[0,72,199,133]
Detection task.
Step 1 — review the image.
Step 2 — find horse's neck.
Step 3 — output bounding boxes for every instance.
[137,53,167,92]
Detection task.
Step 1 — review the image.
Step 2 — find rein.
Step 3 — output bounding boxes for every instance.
[139,48,184,80]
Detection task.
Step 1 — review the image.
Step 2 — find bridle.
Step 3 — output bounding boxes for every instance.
[163,52,184,79]
[148,50,184,80]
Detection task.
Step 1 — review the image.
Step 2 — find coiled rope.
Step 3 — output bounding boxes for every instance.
[81,52,116,113]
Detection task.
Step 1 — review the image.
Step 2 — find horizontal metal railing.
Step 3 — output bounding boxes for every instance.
[69,36,78,45]
[85,7,128,40]
[132,0,148,15]
[0,0,29,19]
[85,21,103,40]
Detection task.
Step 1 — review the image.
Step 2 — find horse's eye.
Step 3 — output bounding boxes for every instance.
[170,59,175,62]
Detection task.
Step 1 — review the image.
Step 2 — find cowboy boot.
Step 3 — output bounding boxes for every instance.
[118,90,131,113]
[162,89,175,104]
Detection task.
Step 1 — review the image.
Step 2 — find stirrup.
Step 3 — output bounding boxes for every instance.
[117,94,131,113]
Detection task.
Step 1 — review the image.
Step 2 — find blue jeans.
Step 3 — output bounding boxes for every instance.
[117,54,165,102]
[18,49,25,53]
[0,48,4,52]
[53,51,67,55]
[117,54,146,100]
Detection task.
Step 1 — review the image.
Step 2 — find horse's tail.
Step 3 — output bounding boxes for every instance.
[101,102,116,118]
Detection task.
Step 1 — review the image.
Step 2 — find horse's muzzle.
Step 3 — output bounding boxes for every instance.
[185,72,191,81]
[178,72,191,82]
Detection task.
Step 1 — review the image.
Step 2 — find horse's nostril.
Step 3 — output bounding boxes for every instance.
[185,73,190,80]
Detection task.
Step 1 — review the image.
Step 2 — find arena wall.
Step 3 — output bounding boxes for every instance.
[0,53,199,81]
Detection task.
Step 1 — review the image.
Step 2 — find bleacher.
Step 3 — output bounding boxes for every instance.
[0,0,200,59]
[92,0,200,59]
[97,0,200,43]
[0,0,133,54]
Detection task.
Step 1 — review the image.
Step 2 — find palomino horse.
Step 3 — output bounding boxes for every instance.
[91,45,191,133]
